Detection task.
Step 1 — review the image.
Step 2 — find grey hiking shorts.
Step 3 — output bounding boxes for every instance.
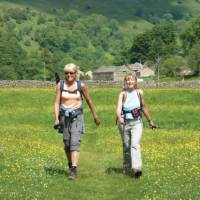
[60,114,85,152]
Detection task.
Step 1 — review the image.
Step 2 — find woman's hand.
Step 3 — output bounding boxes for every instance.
[148,120,155,129]
[94,116,100,125]
[118,117,124,125]
[55,119,60,126]
[53,119,60,130]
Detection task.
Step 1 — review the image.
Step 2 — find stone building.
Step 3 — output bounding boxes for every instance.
[92,63,154,81]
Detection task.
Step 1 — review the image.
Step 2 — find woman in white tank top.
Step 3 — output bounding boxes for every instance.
[116,72,155,178]
[54,63,100,180]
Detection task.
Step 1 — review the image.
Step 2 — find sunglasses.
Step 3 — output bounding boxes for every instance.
[64,71,75,75]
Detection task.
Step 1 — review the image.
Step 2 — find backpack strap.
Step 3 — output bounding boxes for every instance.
[136,90,143,109]
[60,80,64,93]
[122,91,126,106]
[59,80,64,105]
[77,80,83,99]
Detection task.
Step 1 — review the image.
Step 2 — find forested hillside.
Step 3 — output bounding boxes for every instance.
[3,0,200,22]
[1,0,200,80]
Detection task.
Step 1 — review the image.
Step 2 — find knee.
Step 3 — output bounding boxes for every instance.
[71,138,81,151]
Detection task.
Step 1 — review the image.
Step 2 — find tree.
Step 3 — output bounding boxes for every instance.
[130,23,177,63]
[35,25,66,52]
[187,44,200,75]
[5,8,29,23]
[0,33,26,79]
[0,65,17,80]
[180,16,200,54]
[64,10,80,21]
[19,56,43,80]
[130,31,151,63]
[160,56,187,77]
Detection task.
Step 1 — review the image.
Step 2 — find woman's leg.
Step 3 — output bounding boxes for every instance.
[130,121,143,172]
[71,151,80,167]
[68,116,82,179]
[65,151,72,169]
[62,117,72,169]
[119,123,131,173]
[118,124,126,171]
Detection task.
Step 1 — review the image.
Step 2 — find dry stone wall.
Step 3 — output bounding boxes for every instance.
[0,80,200,88]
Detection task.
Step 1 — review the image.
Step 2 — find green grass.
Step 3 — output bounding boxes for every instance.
[0,88,200,199]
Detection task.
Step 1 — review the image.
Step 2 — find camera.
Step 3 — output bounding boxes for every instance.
[54,123,61,129]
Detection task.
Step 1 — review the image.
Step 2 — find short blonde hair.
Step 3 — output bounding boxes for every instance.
[64,63,80,80]
[124,72,138,89]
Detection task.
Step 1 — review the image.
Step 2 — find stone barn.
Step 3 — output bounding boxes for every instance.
[92,66,127,81]
[92,63,154,81]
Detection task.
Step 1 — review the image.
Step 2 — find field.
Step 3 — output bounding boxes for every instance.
[0,88,199,200]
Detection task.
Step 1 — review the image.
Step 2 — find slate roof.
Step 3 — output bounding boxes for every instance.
[93,63,144,74]
[93,66,122,73]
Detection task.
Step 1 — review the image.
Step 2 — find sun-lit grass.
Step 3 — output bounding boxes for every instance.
[0,88,199,199]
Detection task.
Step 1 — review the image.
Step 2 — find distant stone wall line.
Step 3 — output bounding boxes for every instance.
[0,80,200,88]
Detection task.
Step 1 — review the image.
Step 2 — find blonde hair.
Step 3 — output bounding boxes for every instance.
[64,63,80,80]
[123,72,138,89]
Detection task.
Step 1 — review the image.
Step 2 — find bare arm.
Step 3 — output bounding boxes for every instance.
[81,82,100,125]
[116,91,124,124]
[139,89,154,127]
[54,82,61,125]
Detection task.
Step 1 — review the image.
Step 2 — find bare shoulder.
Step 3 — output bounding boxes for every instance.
[120,90,125,95]
[137,89,144,96]
[119,90,125,99]
[80,81,86,89]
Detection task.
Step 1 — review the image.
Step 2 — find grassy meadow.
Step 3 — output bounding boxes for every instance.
[0,87,199,200]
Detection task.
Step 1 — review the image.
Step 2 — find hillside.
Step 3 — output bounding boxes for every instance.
[2,0,200,42]
[1,0,200,80]
[2,0,200,23]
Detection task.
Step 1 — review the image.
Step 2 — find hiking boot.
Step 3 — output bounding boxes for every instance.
[134,171,142,179]
[68,166,77,180]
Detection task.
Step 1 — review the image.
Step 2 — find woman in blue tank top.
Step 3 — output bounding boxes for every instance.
[116,72,155,178]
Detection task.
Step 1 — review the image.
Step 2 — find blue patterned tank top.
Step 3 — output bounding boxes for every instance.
[123,90,141,119]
